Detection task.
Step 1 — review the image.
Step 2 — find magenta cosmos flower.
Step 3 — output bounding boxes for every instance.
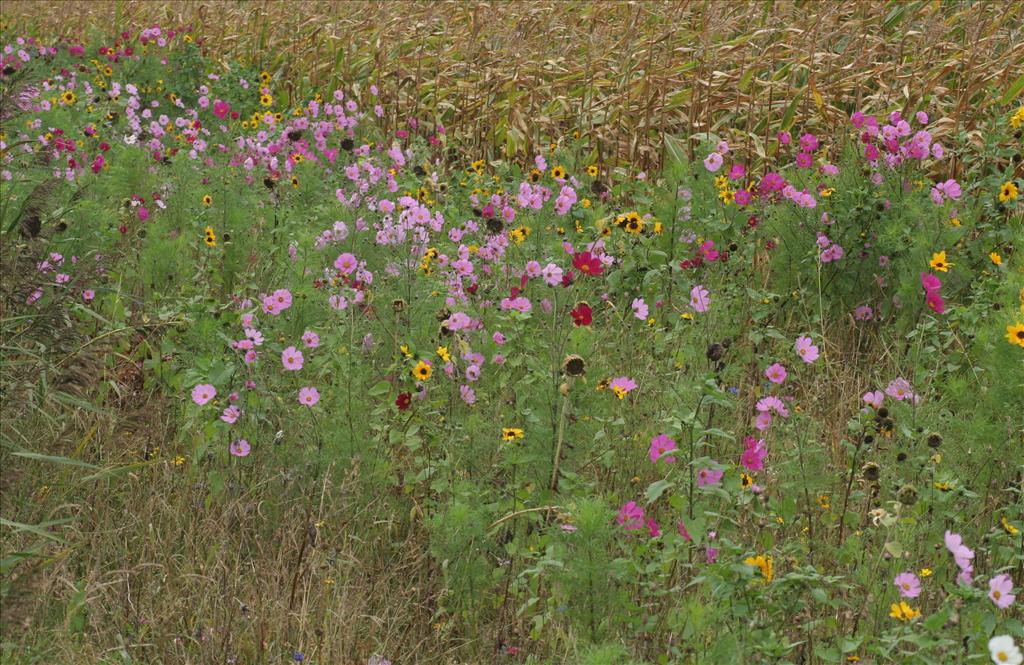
[894,571,921,598]
[648,433,678,463]
[765,363,787,384]
[740,436,767,472]
[616,501,644,531]
[281,346,304,371]
[229,439,251,457]
[794,335,819,363]
[989,574,1016,609]
[298,386,320,406]
[697,465,723,488]
[191,383,216,405]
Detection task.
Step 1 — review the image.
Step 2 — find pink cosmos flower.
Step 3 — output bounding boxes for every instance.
[334,252,357,275]
[229,439,251,457]
[794,335,819,363]
[616,501,644,531]
[885,377,918,403]
[894,571,922,598]
[765,363,787,384]
[220,405,241,424]
[631,297,649,320]
[740,436,767,472]
[989,574,1016,609]
[690,285,710,313]
[460,384,476,405]
[271,289,293,310]
[703,152,723,172]
[82,289,95,301]
[609,376,637,399]
[677,520,692,541]
[854,305,874,321]
[302,330,320,348]
[298,386,320,406]
[191,383,216,405]
[648,433,678,463]
[944,530,975,582]
[756,395,790,418]
[281,346,304,371]
[646,518,661,538]
[697,465,723,488]
[862,391,884,409]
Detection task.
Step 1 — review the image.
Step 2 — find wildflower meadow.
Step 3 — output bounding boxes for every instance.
[1,2,1022,664]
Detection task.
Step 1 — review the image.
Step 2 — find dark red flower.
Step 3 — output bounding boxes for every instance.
[570,302,593,327]
[396,392,412,411]
[572,251,604,276]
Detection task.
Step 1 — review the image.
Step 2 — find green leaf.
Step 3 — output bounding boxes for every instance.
[0,517,71,544]
[780,91,804,132]
[1002,72,1024,106]
[645,479,674,504]
[368,380,391,397]
[664,135,688,171]
[10,451,98,469]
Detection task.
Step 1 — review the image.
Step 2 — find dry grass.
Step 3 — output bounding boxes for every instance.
[3,1,1022,169]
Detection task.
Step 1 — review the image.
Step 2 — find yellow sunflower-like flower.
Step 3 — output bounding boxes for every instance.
[999,181,1019,203]
[743,555,774,583]
[1006,322,1024,348]
[888,601,921,622]
[501,427,524,441]
[412,360,432,381]
[929,251,952,272]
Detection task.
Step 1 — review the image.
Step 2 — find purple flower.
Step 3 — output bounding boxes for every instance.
[631,297,649,320]
[281,346,304,371]
[191,384,216,405]
[229,439,251,457]
[765,363,787,384]
[703,152,723,172]
[298,386,320,406]
[609,376,637,399]
[794,335,819,363]
[690,285,710,313]
[989,574,1016,609]
[894,571,921,598]
[697,465,723,488]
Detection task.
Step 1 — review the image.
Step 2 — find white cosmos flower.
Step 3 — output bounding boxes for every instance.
[990,636,1023,665]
